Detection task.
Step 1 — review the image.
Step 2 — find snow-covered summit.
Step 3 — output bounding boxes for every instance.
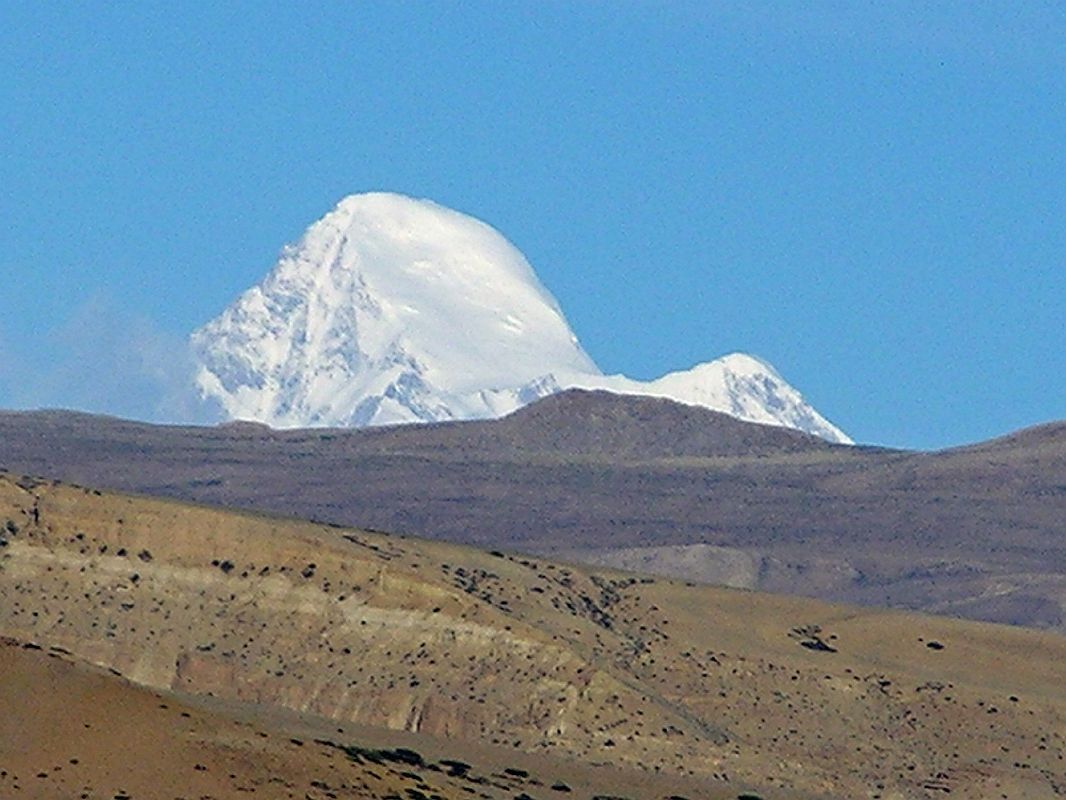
[577,354,850,443]
[191,193,597,427]
[191,193,850,443]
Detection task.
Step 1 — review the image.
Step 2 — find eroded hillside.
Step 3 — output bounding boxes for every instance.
[1,474,1065,799]
[2,397,1065,632]
[2,636,737,800]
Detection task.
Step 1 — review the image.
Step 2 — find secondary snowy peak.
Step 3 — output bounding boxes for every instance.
[569,354,851,444]
[192,192,851,443]
[191,193,597,427]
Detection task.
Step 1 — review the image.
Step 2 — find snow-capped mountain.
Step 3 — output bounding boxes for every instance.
[578,355,850,442]
[191,193,598,428]
[191,193,851,443]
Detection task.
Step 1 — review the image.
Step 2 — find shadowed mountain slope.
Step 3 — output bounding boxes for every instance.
[1,475,1065,800]
[0,391,1064,631]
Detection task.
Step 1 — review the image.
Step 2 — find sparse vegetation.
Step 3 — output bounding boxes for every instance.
[789,624,837,653]
[327,742,427,768]
[439,759,471,777]
[2,474,1066,800]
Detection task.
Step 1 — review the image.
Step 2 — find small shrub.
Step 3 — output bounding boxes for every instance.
[339,745,425,767]
[438,759,471,777]
[388,748,425,767]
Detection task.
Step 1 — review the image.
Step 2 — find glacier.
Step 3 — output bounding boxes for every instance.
[191,193,851,444]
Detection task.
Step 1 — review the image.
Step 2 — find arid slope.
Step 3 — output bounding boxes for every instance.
[1,392,1064,631]
[1,475,1064,799]
[1,636,733,800]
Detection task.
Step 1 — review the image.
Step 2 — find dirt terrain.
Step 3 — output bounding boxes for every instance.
[1,474,1064,799]
[1,390,1065,630]
[0,636,740,800]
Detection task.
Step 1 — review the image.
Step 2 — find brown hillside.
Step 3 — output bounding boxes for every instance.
[0,636,740,800]
[1,475,1064,799]
[379,389,839,458]
[0,393,1064,631]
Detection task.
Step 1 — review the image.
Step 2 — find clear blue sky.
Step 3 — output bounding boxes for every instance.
[1,2,1063,448]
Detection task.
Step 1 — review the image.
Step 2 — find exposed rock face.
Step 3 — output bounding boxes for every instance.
[3,637,695,800]
[2,475,1066,799]
[0,476,714,773]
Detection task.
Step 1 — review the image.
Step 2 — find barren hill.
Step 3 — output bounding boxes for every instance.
[1,474,1065,799]
[0,392,1064,631]
[0,636,740,800]
[359,389,839,458]
[1,634,455,800]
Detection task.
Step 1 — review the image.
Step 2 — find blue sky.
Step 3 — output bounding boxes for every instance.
[1,2,1063,448]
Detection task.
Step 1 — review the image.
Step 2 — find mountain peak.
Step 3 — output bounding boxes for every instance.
[703,351,777,375]
[191,193,596,428]
[191,194,850,442]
